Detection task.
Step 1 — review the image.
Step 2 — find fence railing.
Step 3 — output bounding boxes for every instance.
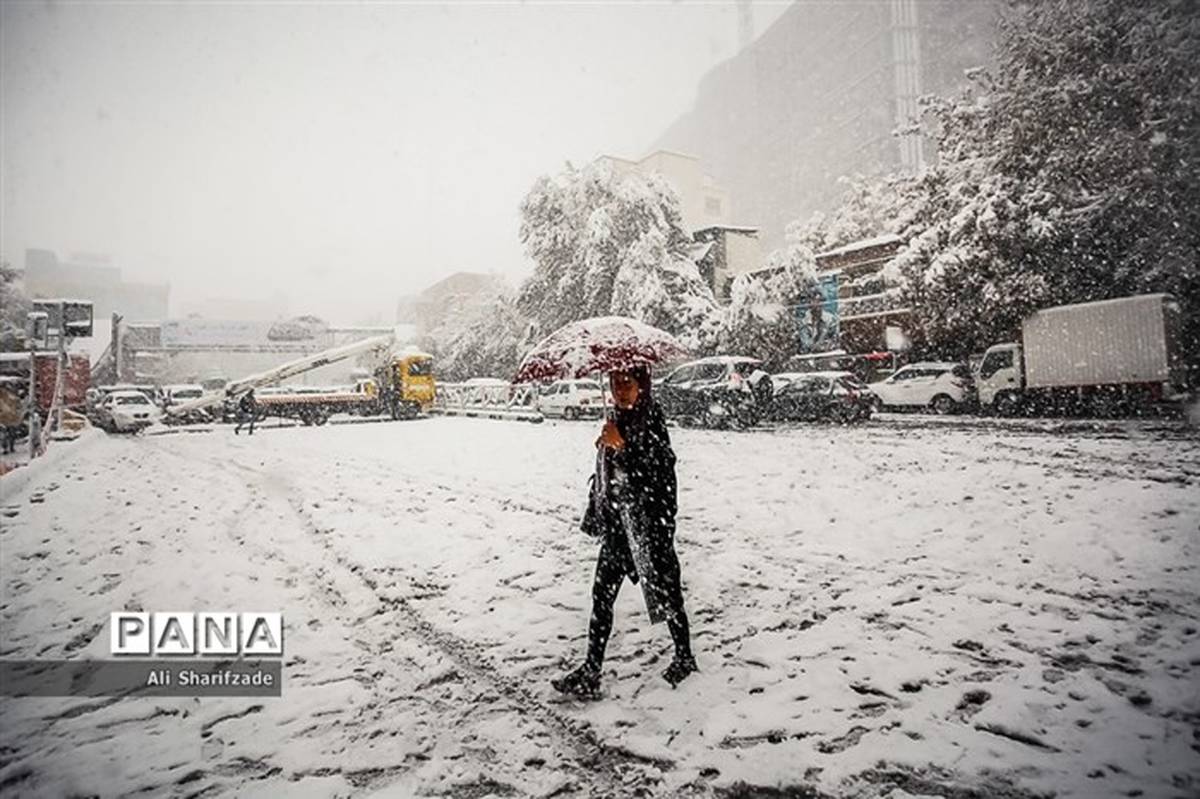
[435,382,541,418]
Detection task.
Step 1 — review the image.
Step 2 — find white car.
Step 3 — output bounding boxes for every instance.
[95,390,161,432]
[161,383,204,407]
[867,362,974,414]
[537,379,603,420]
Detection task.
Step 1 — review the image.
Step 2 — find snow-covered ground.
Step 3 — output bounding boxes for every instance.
[1,416,1197,798]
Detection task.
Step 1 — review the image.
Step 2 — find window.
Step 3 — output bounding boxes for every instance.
[694,364,727,381]
[890,369,917,382]
[407,358,432,377]
[116,395,148,406]
[731,361,760,378]
[979,350,1013,379]
[665,367,692,385]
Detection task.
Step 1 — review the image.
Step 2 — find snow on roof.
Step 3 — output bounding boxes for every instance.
[815,233,902,260]
[396,345,433,359]
[463,377,509,386]
[899,361,962,370]
[693,224,759,234]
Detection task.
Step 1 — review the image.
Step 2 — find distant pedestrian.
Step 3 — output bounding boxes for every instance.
[234,389,257,436]
[0,387,22,454]
[552,366,696,699]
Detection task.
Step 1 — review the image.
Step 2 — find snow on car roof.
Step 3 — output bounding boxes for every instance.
[899,362,961,370]
[682,355,762,366]
[796,371,857,379]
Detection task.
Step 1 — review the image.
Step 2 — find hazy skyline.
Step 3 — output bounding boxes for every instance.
[2,1,792,324]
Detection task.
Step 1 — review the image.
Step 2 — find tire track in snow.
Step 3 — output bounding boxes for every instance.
[145,439,683,798]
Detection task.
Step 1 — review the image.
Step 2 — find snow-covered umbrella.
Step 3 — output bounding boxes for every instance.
[513,316,688,385]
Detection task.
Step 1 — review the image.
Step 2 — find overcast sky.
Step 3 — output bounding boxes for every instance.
[2,1,791,324]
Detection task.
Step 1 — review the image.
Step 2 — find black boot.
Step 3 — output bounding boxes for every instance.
[551,663,601,700]
[662,654,697,688]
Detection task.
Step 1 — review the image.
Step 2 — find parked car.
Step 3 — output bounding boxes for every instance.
[93,389,160,433]
[867,362,974,414]
[161,383,204,407]
[785,350,901,384]
[160,383,216,424]
[537,379,603,419]
[658,356,769,428]
[771,371,874,423]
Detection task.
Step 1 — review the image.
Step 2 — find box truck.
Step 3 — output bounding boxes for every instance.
[975,294,1188,416]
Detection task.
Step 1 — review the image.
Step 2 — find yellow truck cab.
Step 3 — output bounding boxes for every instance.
[376,350,435,419]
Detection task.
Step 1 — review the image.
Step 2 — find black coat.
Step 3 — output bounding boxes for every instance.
[583,398,679,585]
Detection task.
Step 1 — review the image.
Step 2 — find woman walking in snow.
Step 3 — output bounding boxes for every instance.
[552,366,696,699]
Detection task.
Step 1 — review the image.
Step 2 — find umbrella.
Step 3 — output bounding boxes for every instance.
[513,316,688,384]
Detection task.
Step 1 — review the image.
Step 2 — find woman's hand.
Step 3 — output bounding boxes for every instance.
[596,419,625,450]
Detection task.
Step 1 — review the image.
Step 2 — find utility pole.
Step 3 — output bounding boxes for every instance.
[112,312,124,383]
[25,310,47,459]
[53,301,66,432]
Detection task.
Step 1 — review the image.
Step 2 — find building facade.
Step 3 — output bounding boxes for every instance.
[813,234,910,353]
[598,150,734,234]
[652,0,997,251]
[23,249,169,324]
[693,225,763,303]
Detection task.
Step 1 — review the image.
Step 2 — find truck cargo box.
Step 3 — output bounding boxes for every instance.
[1022,294,1179,390]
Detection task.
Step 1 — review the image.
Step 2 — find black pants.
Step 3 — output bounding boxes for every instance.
[585,532,691,670]
[235,411,256,435]
[2,426,16,454]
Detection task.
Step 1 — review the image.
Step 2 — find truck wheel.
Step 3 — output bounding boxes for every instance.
[931,394,956,415]
[994,392,1020,417]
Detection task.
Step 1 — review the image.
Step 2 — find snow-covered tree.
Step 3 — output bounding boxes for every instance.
[894,0,1200,359]
[419,284,531,382]
[0,259,30,351]
[517,161,721,351]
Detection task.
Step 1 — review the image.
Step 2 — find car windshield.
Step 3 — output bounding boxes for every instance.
[693,363,728,381]
[174,390,202,399]
[407,358,432,377]
[116,395,149,405]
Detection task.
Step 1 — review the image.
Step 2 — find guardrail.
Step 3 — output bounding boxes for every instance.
[433,382,543,422]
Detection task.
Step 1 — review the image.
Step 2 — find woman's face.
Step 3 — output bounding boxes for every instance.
[610,371,640,410]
